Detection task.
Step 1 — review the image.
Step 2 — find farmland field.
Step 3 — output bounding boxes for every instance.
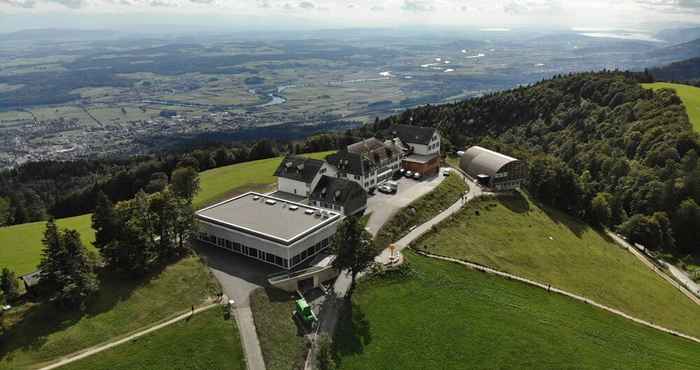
[643,82,700,132]
[334,251,700,369]
[61,308,245,370]
[415,192,700,338]
[0,151,333,276]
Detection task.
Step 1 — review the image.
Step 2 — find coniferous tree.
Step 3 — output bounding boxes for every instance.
[57,230,98,310]
[332,216,378,298]
[92,191,118,258]
[38,219,66,294]
[0,268,19,302]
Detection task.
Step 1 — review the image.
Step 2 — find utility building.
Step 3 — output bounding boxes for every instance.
[196,192,340,270]
[459,146,527,191]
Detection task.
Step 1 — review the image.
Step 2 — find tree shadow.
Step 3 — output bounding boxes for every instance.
[332,300,371,365]
[0,260,170,363]
[497,192,530,214]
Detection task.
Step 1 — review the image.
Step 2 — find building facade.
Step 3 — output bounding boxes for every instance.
[196,192,340,270]
[309,175,368,216]
[384,124,441,176]
[274,155,334,197]
[459,146,527,191]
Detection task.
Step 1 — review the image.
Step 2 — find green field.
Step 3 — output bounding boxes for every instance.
[0,151,333,276]
[643,82,700,132]
[250,288,308,370]
[415,192,700,338]
[62,308,245,370]
[334,251,700,369]
[0,256,217,370]
[375,174,467,249]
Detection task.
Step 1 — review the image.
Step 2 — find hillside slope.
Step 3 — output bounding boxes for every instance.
[649,57,700,83]
[378,72,700,255]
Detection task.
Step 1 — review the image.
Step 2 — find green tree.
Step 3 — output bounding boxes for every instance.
[673,199,700,254]
[171,167,200,202]
[0,197,9,226]
[0,268,20,302]
[92,191,118,257]
[590,192,613,226]
[38,219,67,294]
[56,230,98,310]
[331,216,378,298]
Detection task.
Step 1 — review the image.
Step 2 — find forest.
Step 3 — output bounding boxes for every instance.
[375,71,700,256]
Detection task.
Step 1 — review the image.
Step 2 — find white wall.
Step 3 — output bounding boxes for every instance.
[277,177,309,196]
[410,133,441,156]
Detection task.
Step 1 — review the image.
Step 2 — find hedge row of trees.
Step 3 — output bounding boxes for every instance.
[375,71,700,256]
[0,135,356,227]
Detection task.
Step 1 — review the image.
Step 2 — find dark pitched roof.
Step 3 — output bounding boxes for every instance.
[385,124,437,145]
[325,150,373,176]
[347,138,401,165]
[310,176,365,204]
[274,155,325,183]
[20,270,41,287]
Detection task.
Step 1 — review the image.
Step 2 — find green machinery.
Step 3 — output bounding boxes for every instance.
[295,297,317,326]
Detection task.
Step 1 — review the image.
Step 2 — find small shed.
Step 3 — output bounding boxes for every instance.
[19,270,41,295]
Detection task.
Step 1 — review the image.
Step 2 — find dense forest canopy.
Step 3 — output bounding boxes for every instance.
[376,71,700,256]
[649,57,700,85]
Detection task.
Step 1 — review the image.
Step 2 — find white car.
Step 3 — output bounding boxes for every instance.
[413,172,421,180]
[378,185,395,194]
[404,170,413,178]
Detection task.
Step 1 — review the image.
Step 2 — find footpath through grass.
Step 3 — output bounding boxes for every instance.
[0,151,334,276]
[415,192,700,338]
[375,174,466,249]
[643,82,700,132]
[61,308,245,370]
[250,288,308,370]
[0,256,217,370]
[334,251,700,369]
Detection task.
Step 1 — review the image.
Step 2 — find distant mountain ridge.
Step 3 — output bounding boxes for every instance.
[649,38,700,62]
[655,27,700,44]
[650,57,700,83]
[0,28,117,41]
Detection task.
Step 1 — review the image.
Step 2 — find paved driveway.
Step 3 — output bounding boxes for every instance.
[365,171,446,236]
[194,243,280,370]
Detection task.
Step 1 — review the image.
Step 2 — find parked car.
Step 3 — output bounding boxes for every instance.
[404,170,413,178]
[413,172,421,180]
[442,169,451,176]
[378,185,395,194]
[386,180,399,191]
[399,168,405,175]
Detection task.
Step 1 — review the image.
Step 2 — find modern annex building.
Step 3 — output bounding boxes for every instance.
[459,146,527,191]
[196,192,340,270]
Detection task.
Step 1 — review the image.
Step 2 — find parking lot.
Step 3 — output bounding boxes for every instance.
[364,168,448,236]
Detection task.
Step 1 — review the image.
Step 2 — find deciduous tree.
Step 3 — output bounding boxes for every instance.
[332,216,378,298]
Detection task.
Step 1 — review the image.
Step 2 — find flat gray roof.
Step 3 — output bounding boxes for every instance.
[196,192,340,245]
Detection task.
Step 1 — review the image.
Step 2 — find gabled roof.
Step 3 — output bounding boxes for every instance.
[384,124,437,145]
[20,270,41,287]
[310,175,365,204]
[347,137,401,164]
[325,150,373,176]
[274,155,325,183]
[459,146,520,177]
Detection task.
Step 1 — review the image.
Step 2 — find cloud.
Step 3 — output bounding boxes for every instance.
[149,0,174,7]
[370,5,384,11]
[401,0,434,12]
[257,0,270,7]
[190,0,214,3]
[298,0,313,9]
[503,0,562,15]
[0,0,36,7]
[635,0,700,12]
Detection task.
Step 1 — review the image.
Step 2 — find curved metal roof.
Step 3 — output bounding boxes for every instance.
[460,146,520,177]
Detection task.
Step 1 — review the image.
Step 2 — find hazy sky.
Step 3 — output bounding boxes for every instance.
[0,0,699,31]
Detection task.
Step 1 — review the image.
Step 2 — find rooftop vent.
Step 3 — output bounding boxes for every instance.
[289,205,299,211]
[265,199,277,205]
[253,195,260,201]
[305,209,314,215]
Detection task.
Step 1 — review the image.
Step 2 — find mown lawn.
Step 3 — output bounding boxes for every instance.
[250,288,308,370]
[0,151,334,276]
[415,192,700,339]
[0,256,218,370]
[62,308,245,370]
[334,251,700,369]
[375,174,467,249]
[643,82,700,132]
